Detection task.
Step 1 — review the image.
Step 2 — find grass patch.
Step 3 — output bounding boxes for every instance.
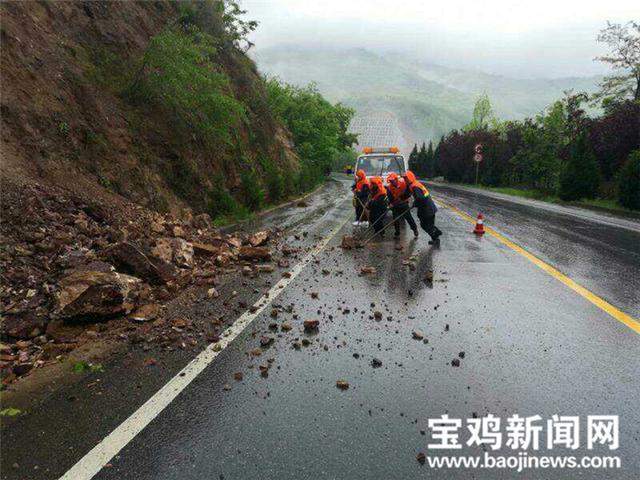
[72,361,105,373]
[459,184,636,215]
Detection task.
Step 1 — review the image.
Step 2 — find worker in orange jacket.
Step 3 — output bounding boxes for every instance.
[351,170,370,226]
[367,176,388,237]
[386,172,418,238]
[403,171,442,245]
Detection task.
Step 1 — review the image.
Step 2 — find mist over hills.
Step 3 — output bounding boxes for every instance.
[252,45,602,148]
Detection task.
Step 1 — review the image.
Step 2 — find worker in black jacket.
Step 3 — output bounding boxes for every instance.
[403,170,442,245]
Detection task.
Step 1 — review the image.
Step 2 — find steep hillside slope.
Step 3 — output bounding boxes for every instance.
[1,1,298,217]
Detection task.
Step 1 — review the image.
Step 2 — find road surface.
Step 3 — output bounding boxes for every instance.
[2,177,639,480]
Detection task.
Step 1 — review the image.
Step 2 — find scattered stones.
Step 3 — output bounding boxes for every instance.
[238,246,271,261]
[192,242,221,256]
[129,303,160,322]
[373,311,383,321]
[416,452,426,465]
[371,358,383,368]
[451,358,461,367]
[341,236,356,249]
[360,266,376,275]
[303,319,319,331]
[424,270,434,283]
[459,351,465,358]
[412,330,425,340]
[247,231,269,247]
[233,372,243,381]
[277,258,290,268]
[259,335,274,347]
[336,380,350,390]
[280,322,292,332]
[310,292,319,299]
[281,245,297,256]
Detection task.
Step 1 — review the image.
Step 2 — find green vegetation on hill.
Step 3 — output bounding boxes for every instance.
[415,95,639,209]
[413,22,640,210]
[252,45,602,144]
[265,79,357,191]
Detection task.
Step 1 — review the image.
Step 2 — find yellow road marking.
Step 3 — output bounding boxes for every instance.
[438,199,640,335]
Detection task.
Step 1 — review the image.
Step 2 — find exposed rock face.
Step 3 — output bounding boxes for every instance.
[54,270,142,321]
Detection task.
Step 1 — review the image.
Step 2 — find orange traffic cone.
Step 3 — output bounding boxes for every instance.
[473,213,485,235]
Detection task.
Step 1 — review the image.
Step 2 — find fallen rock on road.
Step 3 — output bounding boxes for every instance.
[54,270,141,321]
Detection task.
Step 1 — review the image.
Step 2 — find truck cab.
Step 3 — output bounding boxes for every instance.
[354,147,407,183]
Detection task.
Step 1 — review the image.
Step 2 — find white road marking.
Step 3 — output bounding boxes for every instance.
[59,215,349,480]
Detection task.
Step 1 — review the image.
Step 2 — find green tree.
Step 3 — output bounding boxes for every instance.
[618,150,640,210]
[265,78,356,190]
[559,132,600,201]
[129,26,245,147]
[408,143,419,172]
[594,21,640,103]
[465,94,494,131]
[425,141,435,178]
[178,0,258,52]
[417,142,428,177]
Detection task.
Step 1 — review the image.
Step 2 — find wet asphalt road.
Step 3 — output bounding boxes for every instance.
[426,183,640,319]
[93,180,639,479]
[4,178,640,479]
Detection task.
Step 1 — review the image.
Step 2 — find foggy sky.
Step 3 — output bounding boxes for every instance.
[241,0,638,78]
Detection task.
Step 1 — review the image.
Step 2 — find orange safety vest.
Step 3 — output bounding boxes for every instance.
[354,170,370,193]
[370,177,387,201]
[387,178,409,202]
[404,171,429,196]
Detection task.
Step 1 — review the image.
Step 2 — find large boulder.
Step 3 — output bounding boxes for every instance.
[103,242,177,285]
[54,270,142,321]
[151,238,194,268]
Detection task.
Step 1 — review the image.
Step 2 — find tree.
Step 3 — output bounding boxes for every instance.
[417,142,428,177]
[559,132,600,201]
[408,143,419,173]
[465,94,494,131]
[425,141,435,178]
[594,21,640,103]
[618,150,640,210]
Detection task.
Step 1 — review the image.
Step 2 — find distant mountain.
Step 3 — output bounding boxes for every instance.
[252,45,602,148]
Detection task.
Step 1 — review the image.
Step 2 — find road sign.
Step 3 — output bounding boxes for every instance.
[474,143,483,155]
[474,153,482,163]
